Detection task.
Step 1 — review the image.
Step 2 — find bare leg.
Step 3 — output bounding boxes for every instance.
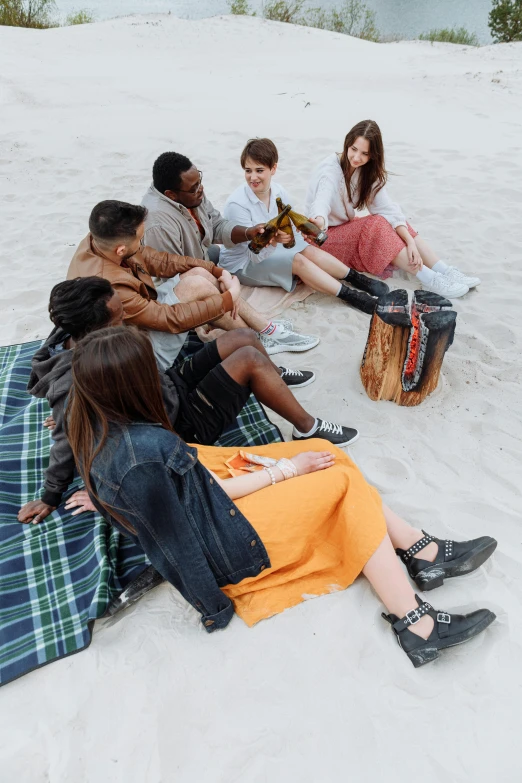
[221,346,315,433]
[301,245,351,278]
[291,252,343,295]
[363,534,434,639]
[176,271,270,333]
[391,238,440,274]
[382,504,438,562]
[214,328,284,376]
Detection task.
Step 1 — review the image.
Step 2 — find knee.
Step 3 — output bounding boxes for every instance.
[184,267,214,281]
[234,327,260,348]
[292,252,306,271]
[235,345,267,369]
[175,276,216,302]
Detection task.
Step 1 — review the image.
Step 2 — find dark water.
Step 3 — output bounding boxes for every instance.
[56,0,493,43]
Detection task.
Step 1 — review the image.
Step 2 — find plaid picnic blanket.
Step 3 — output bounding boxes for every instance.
[0,333,282,687]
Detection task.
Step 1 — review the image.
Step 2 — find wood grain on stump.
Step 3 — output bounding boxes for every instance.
[360,290,456,407]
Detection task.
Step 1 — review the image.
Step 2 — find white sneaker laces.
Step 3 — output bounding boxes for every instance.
[318,420,343,435]
[281,368,304,378]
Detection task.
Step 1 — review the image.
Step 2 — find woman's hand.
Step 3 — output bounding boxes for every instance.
[290,451,336,476]
[272,229,293,246]
[18,499,56,524]
[64,490,97,516]
[301,216,325,246]
[406,241,422,273]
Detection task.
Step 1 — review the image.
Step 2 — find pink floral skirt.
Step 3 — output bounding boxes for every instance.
[322,215,417,279]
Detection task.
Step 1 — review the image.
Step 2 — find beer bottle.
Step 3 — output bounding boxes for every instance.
[248,204,292,255]
[276,197,296,249]
[288,209,328,246]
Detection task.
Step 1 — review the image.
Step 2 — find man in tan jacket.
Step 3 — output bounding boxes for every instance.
[68,200,317,369]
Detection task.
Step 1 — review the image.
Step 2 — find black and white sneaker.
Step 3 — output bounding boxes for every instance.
[279,367,316,388]
[292,418,359,447]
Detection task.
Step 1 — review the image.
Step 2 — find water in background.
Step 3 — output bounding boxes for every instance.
[56,0,493,43]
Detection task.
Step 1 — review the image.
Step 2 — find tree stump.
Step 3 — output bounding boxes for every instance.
[360,289,457,407]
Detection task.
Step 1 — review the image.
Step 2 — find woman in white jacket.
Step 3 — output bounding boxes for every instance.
[305,120,480,299]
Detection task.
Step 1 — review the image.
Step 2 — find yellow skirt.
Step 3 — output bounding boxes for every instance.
[196,438,387,627]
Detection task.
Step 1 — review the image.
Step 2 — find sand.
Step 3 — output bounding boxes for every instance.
[1,14,522,781]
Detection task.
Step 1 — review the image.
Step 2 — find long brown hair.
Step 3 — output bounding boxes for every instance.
[67,326,173,533]
[339,120,387,210]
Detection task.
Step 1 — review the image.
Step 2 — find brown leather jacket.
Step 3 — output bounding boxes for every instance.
[66,235,233,334]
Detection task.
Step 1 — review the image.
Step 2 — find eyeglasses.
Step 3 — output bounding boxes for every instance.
[177,170,203,195]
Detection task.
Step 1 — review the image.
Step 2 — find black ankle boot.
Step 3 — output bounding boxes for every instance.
[345,269,390,298]
[105,565,164,617]
[337,284,377,314]
[382,594,496,668]
[396,531,497,591]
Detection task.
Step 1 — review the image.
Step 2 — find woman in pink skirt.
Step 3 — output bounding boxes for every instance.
[305,120,480,299]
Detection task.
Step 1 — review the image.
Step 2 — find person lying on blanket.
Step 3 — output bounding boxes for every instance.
[18,278,359,525]
[65,325,497,668]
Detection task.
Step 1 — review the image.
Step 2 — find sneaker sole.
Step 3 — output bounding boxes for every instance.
[292,431,360,448]
[421,283,469,299]
[415,538,497,591]
[264,340,320,355]
[406,611,496,668]
[284,374,316,389]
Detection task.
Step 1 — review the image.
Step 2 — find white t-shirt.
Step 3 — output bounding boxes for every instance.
[221,181,295,273]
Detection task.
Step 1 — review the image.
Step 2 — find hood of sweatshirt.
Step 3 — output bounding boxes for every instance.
[27,327,73,406]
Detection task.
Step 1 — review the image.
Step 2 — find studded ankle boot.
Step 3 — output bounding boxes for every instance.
[382,594,496,668]
[396,531,497,591]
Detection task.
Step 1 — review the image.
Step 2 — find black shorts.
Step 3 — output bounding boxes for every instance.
[168,341,251,445]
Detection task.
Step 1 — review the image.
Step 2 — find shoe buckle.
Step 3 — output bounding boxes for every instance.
[437,612,451,624]
[405,608,422,625]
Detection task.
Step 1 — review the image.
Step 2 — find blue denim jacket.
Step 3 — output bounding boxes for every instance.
[90,422,270,632]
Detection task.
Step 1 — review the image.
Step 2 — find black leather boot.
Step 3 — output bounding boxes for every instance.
[345,269,390,298]
[382,594,496,668]
[396,531,497,591]
[337,283,377,314]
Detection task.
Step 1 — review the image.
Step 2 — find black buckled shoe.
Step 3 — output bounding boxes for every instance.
[382,594,496,668]
[396,531,497,591]
[337,284,377,314]
[345,269,390,298]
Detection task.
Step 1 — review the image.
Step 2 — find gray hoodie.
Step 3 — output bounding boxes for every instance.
[28,328,181,508]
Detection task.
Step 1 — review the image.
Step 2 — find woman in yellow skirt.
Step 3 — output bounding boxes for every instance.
[67,327,497,668]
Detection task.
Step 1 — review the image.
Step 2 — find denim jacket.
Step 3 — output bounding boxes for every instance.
[90,422,270,632]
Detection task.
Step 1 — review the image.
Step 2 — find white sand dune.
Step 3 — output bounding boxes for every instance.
[1,14,522,781]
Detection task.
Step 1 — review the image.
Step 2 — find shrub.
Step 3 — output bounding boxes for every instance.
[488,0,522,42]
[0,0,57,28]
[227,0,255,14]
[65,9,95,25]
[262,0,307,23]
[418,26,479,45]
[303,0,379,42]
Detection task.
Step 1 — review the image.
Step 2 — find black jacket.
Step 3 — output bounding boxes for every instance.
[28,328,180,507]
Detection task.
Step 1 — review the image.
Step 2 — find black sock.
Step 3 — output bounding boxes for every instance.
[341,268,351,281]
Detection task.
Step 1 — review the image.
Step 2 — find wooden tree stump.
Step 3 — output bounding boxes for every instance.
[360,290,457,407]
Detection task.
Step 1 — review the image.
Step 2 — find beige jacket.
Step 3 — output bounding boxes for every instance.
[67,235,232,334]
[141,185,236,260]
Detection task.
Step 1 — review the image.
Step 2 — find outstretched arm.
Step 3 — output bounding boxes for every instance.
[208,451,336,501]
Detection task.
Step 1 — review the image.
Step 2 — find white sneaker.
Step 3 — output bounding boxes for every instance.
[421,271,468,299]
[273,318,293,331]
[442,266,481,289]
[260,328,320,355]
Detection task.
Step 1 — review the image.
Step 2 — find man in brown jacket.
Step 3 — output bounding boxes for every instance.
[67,200,316,369]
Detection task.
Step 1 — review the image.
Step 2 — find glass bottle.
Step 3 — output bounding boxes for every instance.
[288,209,328,246]
[248,204,292,255]
[275,197,296,249]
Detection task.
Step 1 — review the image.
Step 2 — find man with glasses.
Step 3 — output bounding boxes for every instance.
[141,151,319,355]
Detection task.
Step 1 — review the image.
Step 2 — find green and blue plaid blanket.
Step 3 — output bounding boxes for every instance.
[0,333,282,687]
